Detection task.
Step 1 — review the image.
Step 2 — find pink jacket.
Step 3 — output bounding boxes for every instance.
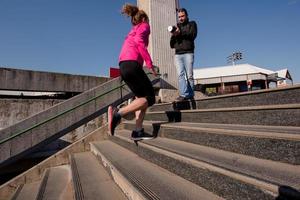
[119,22,153,69]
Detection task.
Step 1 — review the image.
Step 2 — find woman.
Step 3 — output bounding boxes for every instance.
[108,3,157,140]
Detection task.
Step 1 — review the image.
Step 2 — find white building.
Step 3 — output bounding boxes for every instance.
[193,64,293,95]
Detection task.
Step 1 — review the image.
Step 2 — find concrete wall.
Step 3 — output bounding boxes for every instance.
[0,99,63,130]
[0,98,105,145]
[0,67,110,92]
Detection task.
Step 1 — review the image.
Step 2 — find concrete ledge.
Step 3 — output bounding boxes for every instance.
[0,67,110,92]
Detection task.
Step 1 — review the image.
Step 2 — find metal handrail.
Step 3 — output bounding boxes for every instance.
[0,72,159,145]
[0,82,127,145]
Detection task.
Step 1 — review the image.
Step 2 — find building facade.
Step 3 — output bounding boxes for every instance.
[194,64,292,96]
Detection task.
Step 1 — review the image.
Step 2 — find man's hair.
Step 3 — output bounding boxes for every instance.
[177,8,188,17]
[122,3,149,25]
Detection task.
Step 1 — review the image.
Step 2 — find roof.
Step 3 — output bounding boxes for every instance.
[276,69,292,80]
[194,64,276,79]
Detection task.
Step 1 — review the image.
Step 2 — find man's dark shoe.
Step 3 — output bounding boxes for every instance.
[108,106,121,136]
[175,96,194,102]
[131,129,154,141]
[175,96,187,102]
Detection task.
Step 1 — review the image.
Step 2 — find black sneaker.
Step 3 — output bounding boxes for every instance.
[131,129,154,141]
[108,106,121,136]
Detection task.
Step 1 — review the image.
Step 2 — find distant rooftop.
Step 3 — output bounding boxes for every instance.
[194,64,276,79]
[193,63,293,85]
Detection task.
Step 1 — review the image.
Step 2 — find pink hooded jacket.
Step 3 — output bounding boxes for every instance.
[119,22,153,69]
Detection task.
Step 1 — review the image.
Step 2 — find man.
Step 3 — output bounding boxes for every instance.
[170,8,197,101]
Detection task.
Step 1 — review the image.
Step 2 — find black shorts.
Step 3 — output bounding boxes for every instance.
[119,61,155,106]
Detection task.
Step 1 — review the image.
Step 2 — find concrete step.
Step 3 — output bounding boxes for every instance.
[109,133,277,200]
[70,152,127,200]
[116,130,300,189]
[123,121,300,164]
[90,140,223,200]
[36,165,72,200]
[124,120,300,135]
[150,85,300,112]
[144,104,300,126]
[10,181,41,200]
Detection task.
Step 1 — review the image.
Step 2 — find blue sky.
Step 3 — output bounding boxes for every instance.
[0,0,299,83]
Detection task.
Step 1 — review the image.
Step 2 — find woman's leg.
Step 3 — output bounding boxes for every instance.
[118,97,148,117]
[134,105,147,130]
[108,97,148,135]
[109,61,154,136]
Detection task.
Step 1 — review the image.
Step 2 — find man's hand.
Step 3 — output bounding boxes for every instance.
[172,27,180,36]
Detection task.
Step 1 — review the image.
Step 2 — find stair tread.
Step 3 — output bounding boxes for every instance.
[149,103,300,113]
[91,140,223,200]
[37,165,72,200]
[144,104,300,127]
[116,130,300,189]
[123,120,300,165]
[124,120,300,137]
[71,152,127,200]
[152,85,300,106]
[12,181,40,200]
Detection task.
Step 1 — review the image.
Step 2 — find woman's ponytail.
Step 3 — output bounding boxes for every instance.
[121,3,149,25]
[122,4,139,17]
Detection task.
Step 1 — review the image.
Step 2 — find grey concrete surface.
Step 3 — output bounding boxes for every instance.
[92,140,223,200]
[123,121,300,164]
[109,135,274,200]
[0,99,63,130]
[71,152,127,200]
[36,165,71,200]
[149,84,300,112]
[117,129,300,189]
[11,181,41,200]
[145,104,300,126]
[0,67,110,92]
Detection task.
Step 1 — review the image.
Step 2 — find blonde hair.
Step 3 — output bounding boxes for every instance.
[122,3,149,25]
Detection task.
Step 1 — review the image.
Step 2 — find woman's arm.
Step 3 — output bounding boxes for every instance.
[134,23,153,69]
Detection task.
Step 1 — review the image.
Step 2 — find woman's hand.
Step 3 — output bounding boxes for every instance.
[151,67,158,76]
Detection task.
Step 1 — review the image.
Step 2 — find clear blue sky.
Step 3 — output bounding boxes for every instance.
[1,0,299,83]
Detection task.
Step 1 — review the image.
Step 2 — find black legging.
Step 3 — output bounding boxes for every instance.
[119,60,155,106]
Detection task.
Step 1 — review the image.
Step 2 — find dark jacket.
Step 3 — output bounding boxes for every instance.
[170,19,197,54]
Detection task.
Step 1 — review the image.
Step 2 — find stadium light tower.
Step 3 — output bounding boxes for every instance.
[227,52,242,65]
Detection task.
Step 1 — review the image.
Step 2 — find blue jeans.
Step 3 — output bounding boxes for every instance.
[174,53,194,98]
